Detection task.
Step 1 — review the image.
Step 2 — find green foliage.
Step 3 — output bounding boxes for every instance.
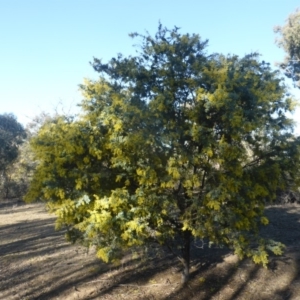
[26,25,300,279]
[0,112,57,199]
[275,8,300,87]
[2,134,36,199]
[0,113,26,171]
[0,113,26,198]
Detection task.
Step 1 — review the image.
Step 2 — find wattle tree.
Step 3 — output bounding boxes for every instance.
[25,25,300,282]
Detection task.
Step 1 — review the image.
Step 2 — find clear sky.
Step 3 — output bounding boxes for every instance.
[1,0,300,133]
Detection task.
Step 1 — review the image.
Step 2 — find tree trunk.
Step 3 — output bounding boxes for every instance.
[181,230,191,284]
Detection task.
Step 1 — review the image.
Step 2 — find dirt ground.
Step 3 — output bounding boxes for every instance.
[1,198,300,300]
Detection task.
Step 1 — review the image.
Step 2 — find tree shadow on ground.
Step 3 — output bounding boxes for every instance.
[159,204,300,300]
[0,200,108,300]
[1,200,300,299]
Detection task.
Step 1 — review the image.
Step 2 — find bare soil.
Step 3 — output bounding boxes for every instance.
[1,198,300,300]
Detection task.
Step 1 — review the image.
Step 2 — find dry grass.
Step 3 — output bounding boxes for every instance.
[1,198,300,299]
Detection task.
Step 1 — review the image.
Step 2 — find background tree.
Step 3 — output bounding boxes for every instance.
[0,112,55,199]
[0,113,26,198]
[25,25,300,282]
[275,8,300,87]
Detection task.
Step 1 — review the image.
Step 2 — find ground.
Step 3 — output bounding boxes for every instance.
[1,198,300,300]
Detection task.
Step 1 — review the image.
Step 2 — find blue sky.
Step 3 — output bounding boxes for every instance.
[1,0,300,133]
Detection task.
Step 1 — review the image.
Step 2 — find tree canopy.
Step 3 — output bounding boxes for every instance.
[0,113,26,198]
[0,113,26,172]
[25,25,300,282]
[275,8,300,87]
